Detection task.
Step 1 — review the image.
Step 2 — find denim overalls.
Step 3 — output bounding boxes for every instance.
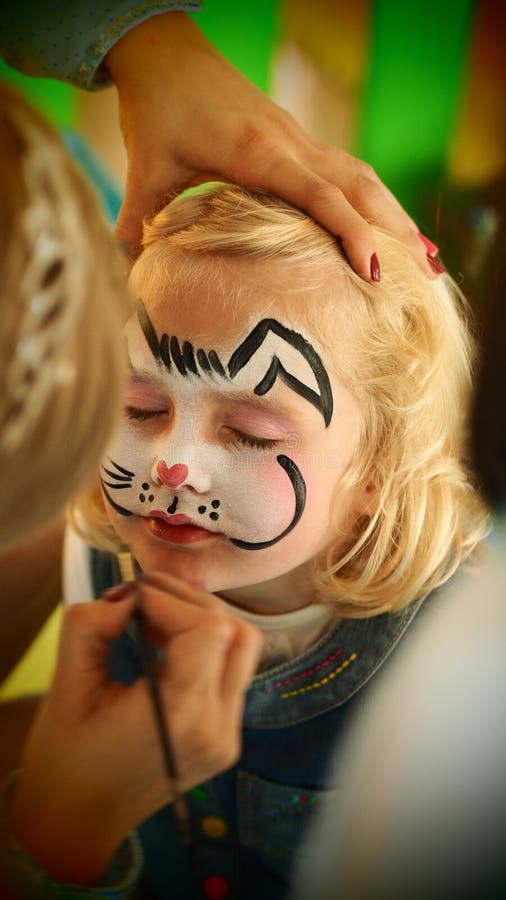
[91,549,426,900]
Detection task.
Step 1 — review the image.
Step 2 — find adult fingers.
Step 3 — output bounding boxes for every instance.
[51,595,137,712]
[313,149,433,276]
[114,160,191,259]
[131,575,226,654]
[160,614,260,779]
[159,608,236,695]
[138,570,217,609]
[222,103,436,278]
[233,149,377,280]
[114,178,152,260]
[53,577,215,705]
[219,619,263,708]
[238,140,432,280]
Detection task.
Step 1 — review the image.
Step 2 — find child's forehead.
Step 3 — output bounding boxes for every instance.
[145,264,317,347]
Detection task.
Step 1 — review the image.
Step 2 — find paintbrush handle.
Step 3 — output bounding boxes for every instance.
[117,550,136,582]
[116,552,191,845]
[130,611,191,844]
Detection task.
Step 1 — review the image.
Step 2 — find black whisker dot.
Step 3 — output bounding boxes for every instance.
[209,512,219,521]
[142,482,150,490]
[148,494,155,502]
[211,499,220,508]
[198,506,207,514]
[139,494,145,502]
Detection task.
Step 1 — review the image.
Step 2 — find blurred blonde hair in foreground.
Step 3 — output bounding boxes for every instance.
[0,83,128,552]
[75,185,489,617]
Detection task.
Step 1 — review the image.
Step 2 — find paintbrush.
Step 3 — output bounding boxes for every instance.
[117,551,191,845]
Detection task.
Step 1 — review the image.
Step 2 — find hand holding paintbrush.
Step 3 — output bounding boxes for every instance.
[117,551,191,844]
[8,567,261,888]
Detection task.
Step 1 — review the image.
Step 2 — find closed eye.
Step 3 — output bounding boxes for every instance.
[125,406,168,422]
[229,429,278,450]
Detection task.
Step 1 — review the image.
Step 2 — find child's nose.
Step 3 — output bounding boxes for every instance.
[153,458,211,494]
[156,460,188,488]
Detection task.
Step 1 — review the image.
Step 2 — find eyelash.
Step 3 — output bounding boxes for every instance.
[231,430,278,450]
[125,406,167,422]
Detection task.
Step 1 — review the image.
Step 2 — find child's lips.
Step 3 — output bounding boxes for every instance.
[144,510,221,544]
[149,510,195,526]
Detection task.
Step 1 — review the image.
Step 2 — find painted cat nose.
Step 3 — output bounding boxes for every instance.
[156,460,189,488]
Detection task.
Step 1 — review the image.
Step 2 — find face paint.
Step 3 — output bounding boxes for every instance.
[139,301,333,424]
[101,303,333,549]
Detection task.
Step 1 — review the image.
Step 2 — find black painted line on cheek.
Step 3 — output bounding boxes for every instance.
[108,458,135,478]
[101,480,133,517]
[102,466,132,482]
[230,454,306,551]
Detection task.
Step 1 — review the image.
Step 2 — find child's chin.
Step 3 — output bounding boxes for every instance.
[132,547,219,591]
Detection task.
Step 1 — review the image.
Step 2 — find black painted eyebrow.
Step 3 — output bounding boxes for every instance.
[137,300,227,380]
[136,301,333,426]
[227,318,333,426]
[137,301,161,362]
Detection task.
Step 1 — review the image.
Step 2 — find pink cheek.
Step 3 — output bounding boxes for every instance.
[257,452,311,516]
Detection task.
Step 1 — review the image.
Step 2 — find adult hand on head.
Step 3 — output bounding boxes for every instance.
[106,12,435,281]
[10,574,261,886]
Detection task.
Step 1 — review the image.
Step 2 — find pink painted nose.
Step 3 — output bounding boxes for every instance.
[157,460,189,488]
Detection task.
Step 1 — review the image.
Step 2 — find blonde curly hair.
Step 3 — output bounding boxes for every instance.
[74,184,488,616]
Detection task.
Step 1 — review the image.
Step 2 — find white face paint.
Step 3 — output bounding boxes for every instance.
[102,305,335,548]
[101,270,366,611]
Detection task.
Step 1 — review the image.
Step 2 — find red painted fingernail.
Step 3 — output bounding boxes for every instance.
[103,581,137,602]
[418,232,439,255]
[370,252,381,282]
[427,253,445,276]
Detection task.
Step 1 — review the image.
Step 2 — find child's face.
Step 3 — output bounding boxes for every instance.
[101,260,367,608]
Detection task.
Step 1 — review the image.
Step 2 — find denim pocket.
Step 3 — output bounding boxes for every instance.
[237,770,340,878]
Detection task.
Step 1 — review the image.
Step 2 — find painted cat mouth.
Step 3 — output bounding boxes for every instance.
[144,511,222,545]
[148,510,196,526]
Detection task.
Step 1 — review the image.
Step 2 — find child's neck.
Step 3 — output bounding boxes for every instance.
[218,564,316,615]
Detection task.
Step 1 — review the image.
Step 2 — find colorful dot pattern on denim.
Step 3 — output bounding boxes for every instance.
[1,1,201,91]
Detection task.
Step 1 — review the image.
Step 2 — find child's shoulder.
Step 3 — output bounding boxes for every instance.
[243,595,427,729]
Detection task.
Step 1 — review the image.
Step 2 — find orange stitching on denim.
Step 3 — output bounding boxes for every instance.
[280,652,358,699]
[266,648,343,693]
